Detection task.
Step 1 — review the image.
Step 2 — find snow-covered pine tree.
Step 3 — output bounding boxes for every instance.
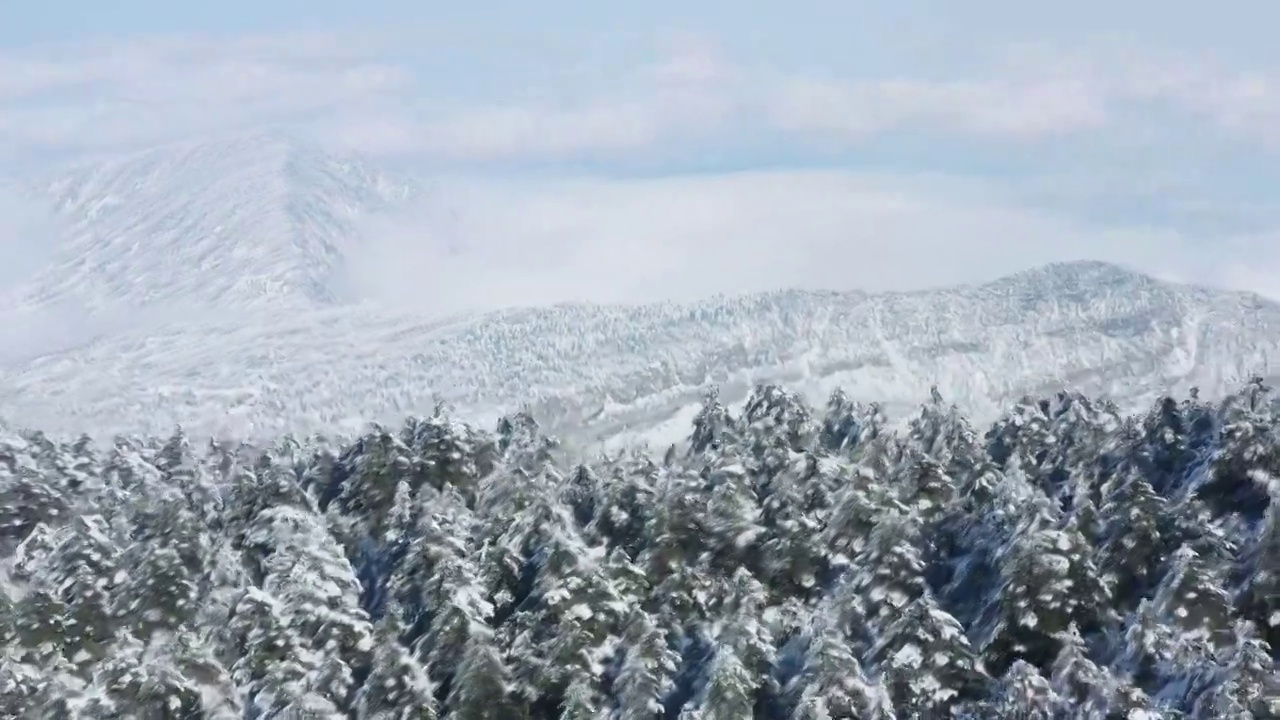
[906,386,983,481]
[842,511,929,646]
[689,387,736,457]
[82,630,238,719]
[962,659,1057,719]
[1149,544,1235,651]
[823,457,903,574]
[759,451,831,599]
[232,504,374,714]
[977,500,1115,675]
[820,389,885,456]
[355,599,439,720]
[1199,377,1278,520]
[414,511,495,691]
[868,587,987,716]
[22,514,126,671]
[1185,619,1279,718]
[1097,465,1175,612]
[613,606,680,720]
[741,384,816,467]
[1236,472,1280,653]
[0,435,71,549]
[445,623,519,720]
[1048,622,1117,718]
[401,410,497,504]
[589,451,659,559]
[700,445,767,576]
[333,425,415,544]
[785,605,889,719]
[642,461,715,621]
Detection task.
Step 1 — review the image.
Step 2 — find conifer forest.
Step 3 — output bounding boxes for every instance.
[2,380,1279,719]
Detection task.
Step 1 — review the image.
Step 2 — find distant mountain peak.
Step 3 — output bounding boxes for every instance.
[990,259,1147,288]
[4,134,418,314]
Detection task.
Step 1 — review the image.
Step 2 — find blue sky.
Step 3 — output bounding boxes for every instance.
[3,1,1280,302]
[3,1,1275,50]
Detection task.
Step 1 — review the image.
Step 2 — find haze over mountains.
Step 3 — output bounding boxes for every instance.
[0,133,1278,443]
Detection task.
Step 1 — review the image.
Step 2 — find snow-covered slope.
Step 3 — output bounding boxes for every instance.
[1,136,1277,444]
[1,133,417,312]
[0,260,1277,444]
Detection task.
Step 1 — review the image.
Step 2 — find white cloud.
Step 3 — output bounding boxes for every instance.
[0,185,60,290]
[0,32,410,156]
[6,31,1280,162]
[759,74,1109,141]
[310,37,1280,160]
[316,40,1122,158]
[339,169,1280,316]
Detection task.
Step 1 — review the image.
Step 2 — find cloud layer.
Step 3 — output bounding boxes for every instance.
[3,31,1280,163]
[0,185,60,289]
[339,170,1277,316]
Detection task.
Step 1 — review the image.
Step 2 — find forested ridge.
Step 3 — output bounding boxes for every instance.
[1,379,1278,719]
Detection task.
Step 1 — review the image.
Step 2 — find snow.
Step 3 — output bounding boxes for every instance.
[892,643,922,669]
[8,133,417,312]
[0,135,1278,447]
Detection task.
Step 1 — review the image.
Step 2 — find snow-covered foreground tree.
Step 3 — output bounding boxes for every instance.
[1,380,1279,718]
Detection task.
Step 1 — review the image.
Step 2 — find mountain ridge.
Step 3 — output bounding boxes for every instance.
[0,261,1277,445]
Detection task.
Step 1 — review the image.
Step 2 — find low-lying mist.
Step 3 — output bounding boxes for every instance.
[336,170,1280,318]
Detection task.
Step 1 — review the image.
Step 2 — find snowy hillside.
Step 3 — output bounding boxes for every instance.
[1,260,1278,444]
[0,133,419,312]
[0,136,1277,444]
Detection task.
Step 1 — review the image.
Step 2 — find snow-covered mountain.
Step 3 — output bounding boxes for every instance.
[2,133,418,312]
[0,135,1278,444]
[1,259,1278,444]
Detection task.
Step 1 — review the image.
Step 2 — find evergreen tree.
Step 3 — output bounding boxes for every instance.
[843,511,929,644]
[681,637,756,719]
[868,588,986,716]
[759,453,830,598]
[1048,623,1115,718]
[1186,620,1279,718]
[820,389,885,455]
[689,387,736,456]
[1,379,1278,720]
[589,453,659,558]
[700,447,766,575]
[974,660,1058,719]
[823,461,899,569]
[1237,475,1280,652]
[1097,466,1174,611]
[1199,377,1278,519]
[446,624,518,720]
[907,387,983,481]
[642,463,715,621]
[978,502,1115,674]
[22,515,126,669]
[355,601,438,720]
[613,608,680,720]
[786,608,886,719]
[1150,545,1235,650]
[234,505,374,713]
